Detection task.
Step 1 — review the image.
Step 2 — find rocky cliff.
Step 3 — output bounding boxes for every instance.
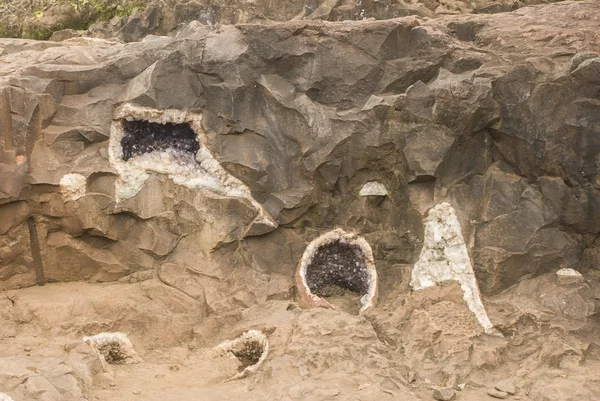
[0,1,599,401]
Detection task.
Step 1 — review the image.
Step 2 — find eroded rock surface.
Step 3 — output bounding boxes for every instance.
[1,1,600,401]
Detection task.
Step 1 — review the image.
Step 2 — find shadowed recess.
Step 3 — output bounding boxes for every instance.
[231,339,264,371]
[305,240,370,297]
[120,119,200,161]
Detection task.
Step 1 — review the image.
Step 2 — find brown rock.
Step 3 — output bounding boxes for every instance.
[488,388,509,399]
[0,201,30,235]
[495,379,517,395]
[433,387,456,401]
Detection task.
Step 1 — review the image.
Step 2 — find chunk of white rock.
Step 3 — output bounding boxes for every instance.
[410,202,502,336]
[359,181,388,197]
[83,332,142,369]
[556,268,584,286]
[59,173,87,201]
[0,393,14,401]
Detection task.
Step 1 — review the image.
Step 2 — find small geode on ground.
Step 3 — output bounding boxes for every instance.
[296,229,378,314]
[214,330,269,381]
[83,332,142,368]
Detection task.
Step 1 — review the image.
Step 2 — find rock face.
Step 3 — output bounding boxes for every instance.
[1,2,600,400]
[81,0,568,43]
[1,0,599,298]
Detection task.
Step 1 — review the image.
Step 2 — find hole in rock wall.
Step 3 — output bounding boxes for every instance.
[296,229,378,314]
[108,104,277,231]
[306,240,370,296]
[120,120,200,161]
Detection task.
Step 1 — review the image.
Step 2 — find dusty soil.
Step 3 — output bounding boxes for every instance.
[1,271,599,401]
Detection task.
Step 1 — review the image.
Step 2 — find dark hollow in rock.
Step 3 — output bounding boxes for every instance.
[120,119,200,161]
[305,240,370,298]
[98,341,129,365]
[231,339,264,372]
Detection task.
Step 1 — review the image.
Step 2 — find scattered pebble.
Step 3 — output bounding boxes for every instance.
[133,389,141,395]
[488,388,509,399]
[495,379,516,395]
[556,268,584,285]
[433,386,456,401]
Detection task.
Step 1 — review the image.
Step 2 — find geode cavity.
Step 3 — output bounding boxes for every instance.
[120,120,200,161]
[296,229,378,313]
[305,240,370,296]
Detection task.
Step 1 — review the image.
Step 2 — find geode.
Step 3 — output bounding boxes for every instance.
[296,229,378,313]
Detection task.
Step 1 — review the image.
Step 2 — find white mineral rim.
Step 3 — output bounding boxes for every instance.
[298,228,378,314]
[82,331,142,367]
[556,268,582,277]
[215,330,269,381]
[410,202,502,337]
[359,181,388,197]
[59,173,87,201]
[108,104,277,230]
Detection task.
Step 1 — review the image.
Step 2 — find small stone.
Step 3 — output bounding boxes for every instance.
[488,388,509,399]
[495,379,516,395]
[433,386,456,401]
[23,346,32,352]
[359,181,388,197]
[133,389,141,395]
[556,268,584,285]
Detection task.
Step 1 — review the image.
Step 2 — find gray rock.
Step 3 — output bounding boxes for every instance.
[433,386,456,401]
[488,388,509,399]
[494,379,517,395]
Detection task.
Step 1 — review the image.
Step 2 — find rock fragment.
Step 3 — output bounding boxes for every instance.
[488,388,509,399]
[556,268,584,286]
[495,379,517,395]
[433,386,456,401]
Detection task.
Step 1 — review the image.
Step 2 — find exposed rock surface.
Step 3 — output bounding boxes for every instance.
[0,1,600,401]
[80,0,569,43]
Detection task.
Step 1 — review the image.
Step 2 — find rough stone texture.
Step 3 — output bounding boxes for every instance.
[433,386,456,401]
[487,388,509,399]
[1,2,600,401]
[0,0,598,298]
[78,0,568,43]
[494,379,517,395]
